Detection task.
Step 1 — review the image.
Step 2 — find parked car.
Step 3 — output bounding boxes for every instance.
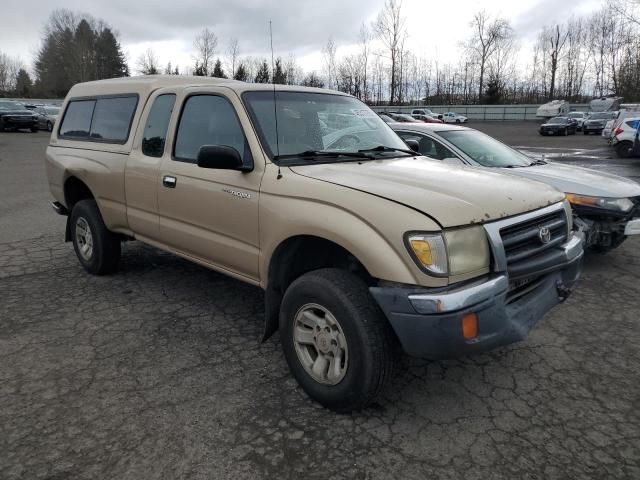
[46,76,583,411]
[611,117,640,158]
[583,112,615,135]
[536,100,570,119]
[392,122,640,252]
[411,108,443,120]
[442,112,468,123]
[33,105,61,132]
[412,113,443,124]
[603,104,640,141]
[377,113,395,123]
[0,100,39,132]
[539,117,577,136]
[381,112,421,123]
[567,111,588,130]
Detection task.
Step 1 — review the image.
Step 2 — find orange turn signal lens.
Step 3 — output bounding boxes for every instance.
[462,313,478,340]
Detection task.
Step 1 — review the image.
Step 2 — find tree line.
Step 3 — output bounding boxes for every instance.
[1,1,639,104]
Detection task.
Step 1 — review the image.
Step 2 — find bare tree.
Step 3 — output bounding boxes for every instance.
[373,0,407,104]
[358,24,371,102]
[465,11,512,102]
[137,48,159,75]
[193,28,217,76]
[322,37,338,89]
[226,38,239,78]
[545,24,570,99]
[0,52,23,94]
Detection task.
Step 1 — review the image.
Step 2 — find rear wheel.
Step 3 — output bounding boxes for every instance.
[615,141,634,159]
[563,128,568,136]
[47,121,53,132]
[583,130,589,135]
[280,268,397,412]
[30,126,38,133]
[70,199,121,275]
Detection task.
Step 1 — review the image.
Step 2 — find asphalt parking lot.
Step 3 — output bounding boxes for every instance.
[1,124,640,479]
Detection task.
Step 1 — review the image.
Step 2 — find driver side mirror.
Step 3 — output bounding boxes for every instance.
[404,139,420,153]
[197,145,251,172]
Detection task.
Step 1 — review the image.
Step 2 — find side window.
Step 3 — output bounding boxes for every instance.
[174,95,249,164]
[626,120,640,130]
[59,100,96,138]
[90,96,138,143]
[142,94,176,157]
[397,132,457,160]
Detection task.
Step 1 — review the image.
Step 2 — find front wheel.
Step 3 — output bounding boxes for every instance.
[280,268,397,412]
[47,121,53,132]
[70,199,121,275]
[583,130,589,135]
[30,126,38,133]
[563,128,568,136]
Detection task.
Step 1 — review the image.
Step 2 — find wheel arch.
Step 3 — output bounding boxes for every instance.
[63,176,96,242]
[261,235,377,342]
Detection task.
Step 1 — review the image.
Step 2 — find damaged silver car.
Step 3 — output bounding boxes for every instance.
[394,123,640,252]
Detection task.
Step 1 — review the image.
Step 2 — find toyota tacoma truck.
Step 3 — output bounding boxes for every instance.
[46,76,583,412]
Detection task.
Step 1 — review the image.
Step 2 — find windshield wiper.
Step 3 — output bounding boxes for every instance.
[529,159,547,166]
[274,150,375,161]
[358,145,417,156]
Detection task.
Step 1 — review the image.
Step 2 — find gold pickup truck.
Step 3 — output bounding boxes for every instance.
[46,76,583,411]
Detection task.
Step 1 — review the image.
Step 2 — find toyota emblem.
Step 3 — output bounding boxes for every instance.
[538,227,551,244]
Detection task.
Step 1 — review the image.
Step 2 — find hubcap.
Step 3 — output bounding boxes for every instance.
[75,217,94,261]
[292,303,349,385]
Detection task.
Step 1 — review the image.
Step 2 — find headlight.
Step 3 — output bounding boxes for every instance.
[407,226,490,277]
[565,193,634,213]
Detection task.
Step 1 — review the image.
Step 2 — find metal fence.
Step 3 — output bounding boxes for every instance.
[371,104,590,121]
[5,98,64,106]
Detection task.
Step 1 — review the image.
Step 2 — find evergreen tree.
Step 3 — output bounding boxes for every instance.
[273,57,287,84]
[302,72,324,88]
[193,61,206,76]
[254,60,270,83]
[233,63,248,82]
[95,28,128,79]
[484,75,502,104]
[15,69,32,97]
[212,58,227,78]
[34,10,129,98]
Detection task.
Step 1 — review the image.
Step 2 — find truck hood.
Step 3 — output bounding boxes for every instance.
[502,162,640,198]
[290,157,564,228]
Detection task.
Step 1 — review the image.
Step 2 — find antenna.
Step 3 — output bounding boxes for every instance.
[269,20,282,179]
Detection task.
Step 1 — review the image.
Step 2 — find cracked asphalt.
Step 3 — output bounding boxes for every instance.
[1,128,640,479]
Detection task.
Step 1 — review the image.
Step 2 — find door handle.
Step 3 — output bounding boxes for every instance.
[163,175,177,188]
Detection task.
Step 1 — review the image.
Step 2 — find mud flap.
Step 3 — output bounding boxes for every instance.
[261,287,281,342]
[64,216,72,242]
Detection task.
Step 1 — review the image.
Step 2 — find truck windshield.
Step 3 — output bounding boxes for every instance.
[242,91,410,161]
[437,130,532,168]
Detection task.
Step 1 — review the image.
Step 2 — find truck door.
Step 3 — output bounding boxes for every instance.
[156,88,263,282]
[125,89,177,240]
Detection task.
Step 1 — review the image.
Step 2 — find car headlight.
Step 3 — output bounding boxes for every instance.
[565,193,634,213]
[407,226,490,277]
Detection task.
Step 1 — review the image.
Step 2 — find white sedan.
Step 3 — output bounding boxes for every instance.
[442,112,468,123]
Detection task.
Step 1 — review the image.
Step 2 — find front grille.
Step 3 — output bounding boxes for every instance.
[500,209,568,279]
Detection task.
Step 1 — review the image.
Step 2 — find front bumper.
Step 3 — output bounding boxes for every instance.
[370,234,583,359]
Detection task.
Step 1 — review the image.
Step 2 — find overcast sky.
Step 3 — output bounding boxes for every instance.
[1,0,604,75]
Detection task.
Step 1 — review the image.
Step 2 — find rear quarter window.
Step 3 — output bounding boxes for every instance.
[59,100,96,138]
[59,95,138,143]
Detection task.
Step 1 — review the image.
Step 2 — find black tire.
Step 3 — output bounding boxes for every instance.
[30,126,38,133]
[583,130,589,135]
[47,121,53,132]
[0,118,4,132]
[280,268,397,412]
[615,141,634,159]
[563,128,568,136]
[70,199,121,275]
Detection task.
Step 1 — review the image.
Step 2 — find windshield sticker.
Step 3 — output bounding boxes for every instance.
[351,109,377,118]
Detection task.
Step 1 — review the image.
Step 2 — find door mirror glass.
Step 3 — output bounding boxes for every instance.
[197,145,249,171]
[404,138,420,152]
